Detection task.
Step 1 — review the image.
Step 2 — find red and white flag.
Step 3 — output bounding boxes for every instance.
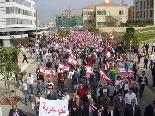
[139,51,145,57]
[104,50,110,60]
[68,56,77,65]
[119,68,134,74]
[100,69,110,82]
[104,63,109,70]
[122,75,131,84]
[86,65,94,75]
[45,68,56,78]
[63,64,70,72]
[39,67,45,74]
[58,63,65,69]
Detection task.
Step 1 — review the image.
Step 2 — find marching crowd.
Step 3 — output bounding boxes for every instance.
[9,27,155,116]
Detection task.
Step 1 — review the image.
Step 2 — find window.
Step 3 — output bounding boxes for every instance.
[88,11,92,15]
[83,11,87,15]
[144,1,145,9]
[119,10,124,15]
[88,20,92,24]
[84,20,87,24]
[6,7,14,14]
[150,0,153,8]
[97,10,106,15]
[97,22,106,26]
[136,2,140,10]
[150,10,153,17]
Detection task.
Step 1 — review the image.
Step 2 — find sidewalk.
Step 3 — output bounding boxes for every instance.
[0,53,36,116]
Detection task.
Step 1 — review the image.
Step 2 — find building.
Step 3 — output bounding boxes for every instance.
[0,0,36,47]
[128,6,134,20]
[0,0,36,28]
[134,0,155,25]
[46,22,56,27]
[55,14,83,27]
[82,0,129,29]
[36,10,40,27]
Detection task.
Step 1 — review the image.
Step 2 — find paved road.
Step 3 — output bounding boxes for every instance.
[2,44,155,116]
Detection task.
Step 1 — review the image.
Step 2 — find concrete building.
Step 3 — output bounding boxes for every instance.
[46,22,56,27]
[83,0,129,29]
[134,0,155,25]
[128,6,134,20]
[0,0,36,47]
[0,0,36,28]
[56,14,83,27]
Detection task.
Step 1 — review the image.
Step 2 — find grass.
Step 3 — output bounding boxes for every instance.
[140,27,155,32]
[138,31,155,43]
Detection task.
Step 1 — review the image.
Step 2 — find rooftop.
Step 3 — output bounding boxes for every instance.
[96,2,119,6]
[83,1,120,9]
[83,4,96,9]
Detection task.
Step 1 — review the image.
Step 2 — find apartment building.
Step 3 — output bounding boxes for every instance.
[83,0,130,29]
[0,0,36,28]
[134,0,155,24]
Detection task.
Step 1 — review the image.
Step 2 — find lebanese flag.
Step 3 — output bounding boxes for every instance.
[121,75,131,84]
[109,35,114,40]
[59,63,65,69]
[39,67,45,74]
[63,64,70,72]
[104,63,109,70]
[86,65,94,75]
[119,68,135,74]
[100,69,110,82]
[139,51,145,57]
[71,53,76,59]
[45,68,56,78]
[104,50,110,60]
[68,56,77,65]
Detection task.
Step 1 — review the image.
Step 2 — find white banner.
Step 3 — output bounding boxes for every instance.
[39,98,69,116]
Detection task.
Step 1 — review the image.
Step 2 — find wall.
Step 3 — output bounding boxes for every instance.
[98,26,152,32]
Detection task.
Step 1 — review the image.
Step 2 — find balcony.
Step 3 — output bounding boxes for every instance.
[0,34,28,40]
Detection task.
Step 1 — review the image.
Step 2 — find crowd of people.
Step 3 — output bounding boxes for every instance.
[9,27,155,116]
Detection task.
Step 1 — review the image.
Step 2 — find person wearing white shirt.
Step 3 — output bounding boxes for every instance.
[125,88,138,105]
[22,79,32,106]
[62,90,70,101]
[149,52,155,69]
[27,73,35,95]
[115,76,123,88]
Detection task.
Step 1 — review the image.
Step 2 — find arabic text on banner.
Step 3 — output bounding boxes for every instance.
[39,98,69,116]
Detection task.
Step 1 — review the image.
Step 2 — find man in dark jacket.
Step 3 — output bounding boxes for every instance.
[46,59,52,68]
[83,88,97,104]
[9,104,25,116]
[152,62,155,87]
[144,100,155,116]
[113,91,125,116]
[138,71,148,99]
[124,99,142,116]
[84,97,98,116]
[47,89,57,100]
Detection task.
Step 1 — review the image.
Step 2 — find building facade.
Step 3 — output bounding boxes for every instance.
[134,0,155,25]
[128,6,134,20]
[0,0,36,28]
[83,0,129,29]
[56,15,83,27]
[46,22,56,27]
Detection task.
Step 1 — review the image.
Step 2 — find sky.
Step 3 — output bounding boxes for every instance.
[35,0,134,24]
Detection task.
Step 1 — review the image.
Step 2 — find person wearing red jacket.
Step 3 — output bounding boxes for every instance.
[88,55,96,67]
[77,84,85,100]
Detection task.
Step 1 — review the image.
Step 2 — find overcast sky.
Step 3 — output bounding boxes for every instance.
[35,0,133,24]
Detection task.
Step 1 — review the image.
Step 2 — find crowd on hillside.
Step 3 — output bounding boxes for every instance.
[9,27,155,116]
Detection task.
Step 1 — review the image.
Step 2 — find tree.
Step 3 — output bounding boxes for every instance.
[0,48,21,105]
[57,29,70,37]
[122,31,139,59]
